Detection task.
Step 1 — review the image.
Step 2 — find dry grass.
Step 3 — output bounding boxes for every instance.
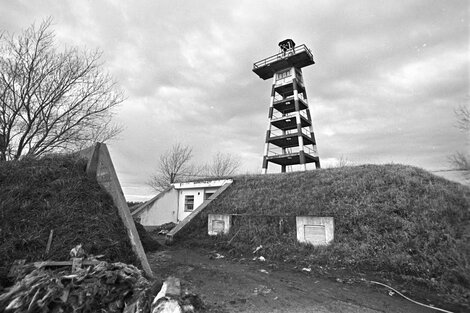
[0,155,139,287]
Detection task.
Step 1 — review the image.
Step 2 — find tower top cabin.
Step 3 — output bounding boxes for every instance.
[253,39,315,80]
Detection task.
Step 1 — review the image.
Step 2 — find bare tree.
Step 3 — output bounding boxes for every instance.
[0,19,123,161]
[449,105,470,170]
[455,104,470,132]
[203,152,241,177]
[448,151,470,170]
[327,155,354,168]
[148,143,198,192]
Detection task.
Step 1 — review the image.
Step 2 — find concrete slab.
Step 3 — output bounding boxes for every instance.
[296,216,334,246]
[164,276,181,298]
[208,214,231,235]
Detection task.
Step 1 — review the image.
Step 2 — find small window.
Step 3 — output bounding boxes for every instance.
[184,195,194,211]
[276,69,291,80]
[205,192,214,200]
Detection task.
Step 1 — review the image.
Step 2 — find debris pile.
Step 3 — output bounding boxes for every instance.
[0,260,154,313]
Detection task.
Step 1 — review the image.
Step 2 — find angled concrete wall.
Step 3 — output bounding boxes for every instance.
[138,188,178,227]
[78,143,153,278]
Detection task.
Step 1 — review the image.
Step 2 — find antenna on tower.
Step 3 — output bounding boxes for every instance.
[253,39,320,174]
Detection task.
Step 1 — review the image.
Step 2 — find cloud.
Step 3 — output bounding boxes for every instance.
[1,0,468,200]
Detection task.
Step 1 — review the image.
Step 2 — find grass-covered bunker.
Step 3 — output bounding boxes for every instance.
[0,155,140,287]
[180,164,470,304]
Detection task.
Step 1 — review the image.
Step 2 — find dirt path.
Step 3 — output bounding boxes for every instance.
[147,244,439,313]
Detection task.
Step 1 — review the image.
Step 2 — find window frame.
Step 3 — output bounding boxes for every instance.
[276,69,291,81]
[184,195,195,212]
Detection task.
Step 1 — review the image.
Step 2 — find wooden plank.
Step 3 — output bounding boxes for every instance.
[45,229,54,255]
[166,182,232,243]
[33,260,102,268]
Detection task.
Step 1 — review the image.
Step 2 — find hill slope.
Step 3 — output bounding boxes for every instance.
[0,155,139,287]
[181,164,470,307]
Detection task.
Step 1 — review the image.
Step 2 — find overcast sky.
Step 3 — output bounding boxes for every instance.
[1,0,468,201]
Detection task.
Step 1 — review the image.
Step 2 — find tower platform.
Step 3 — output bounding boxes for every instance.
[267,152,319,167]
[253,44,314,80]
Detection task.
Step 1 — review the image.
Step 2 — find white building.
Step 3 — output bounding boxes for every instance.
[131,179,232,230]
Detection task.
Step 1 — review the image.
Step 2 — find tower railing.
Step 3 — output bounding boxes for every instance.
[253,44,313,69]
[271,110,308,121]
[273,95,308,105]
[269,128,312,138]
[267,145,318,156]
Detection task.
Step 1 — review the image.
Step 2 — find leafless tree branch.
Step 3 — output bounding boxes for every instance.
[449,104,470,171]
[0,18,123,161]
[202,152,241,177]
[454,104,470,133]
[148,143,200,192]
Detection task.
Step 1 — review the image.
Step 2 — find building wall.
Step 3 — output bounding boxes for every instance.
[177,187,219,221]
[139,188,178,227]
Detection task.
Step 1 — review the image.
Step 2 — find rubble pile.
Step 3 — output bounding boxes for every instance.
[0,261,154,313]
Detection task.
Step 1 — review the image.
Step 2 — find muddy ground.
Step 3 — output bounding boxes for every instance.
[146,241,453,313]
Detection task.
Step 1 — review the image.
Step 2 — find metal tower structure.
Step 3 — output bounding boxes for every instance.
[253,39,320,174]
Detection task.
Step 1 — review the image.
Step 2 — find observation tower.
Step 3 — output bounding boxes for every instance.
[253,39,320,174]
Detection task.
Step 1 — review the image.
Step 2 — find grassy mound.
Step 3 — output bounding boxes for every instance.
[0,155,139,287]
[181,164,470,307]
[135,221,160,252]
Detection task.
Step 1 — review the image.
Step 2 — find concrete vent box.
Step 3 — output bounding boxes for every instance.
[296,216,334,246]
[208,214,231,236]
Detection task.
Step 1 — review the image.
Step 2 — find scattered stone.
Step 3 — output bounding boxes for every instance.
[253,285,272,296]
[165,277,181,298]
[151,278,203,313]
[181,293,204,311]
[181,304,194,312]
[252,245,263,254]
[208,252,225,260]
[152,299,182,313]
